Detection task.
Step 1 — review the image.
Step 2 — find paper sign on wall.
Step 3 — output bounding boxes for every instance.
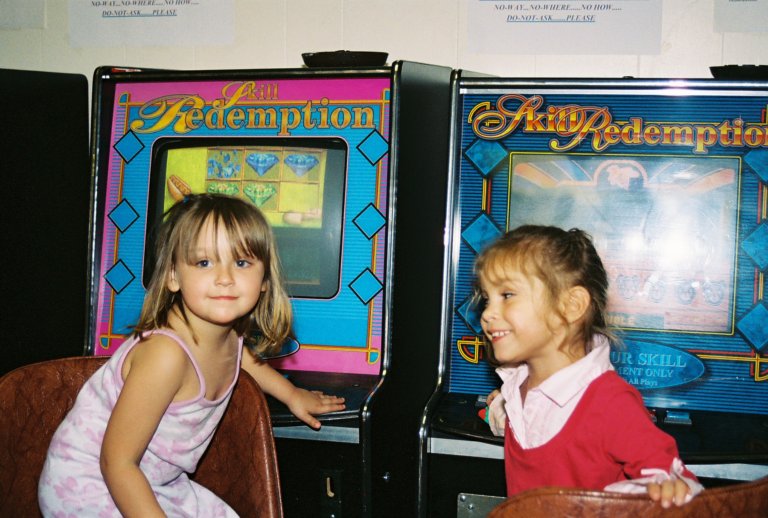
[68,0,233,47]
[467,0,662,55]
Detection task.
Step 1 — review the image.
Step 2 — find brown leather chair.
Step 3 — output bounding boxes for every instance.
[488,476,768,517]
[0,356,283,517]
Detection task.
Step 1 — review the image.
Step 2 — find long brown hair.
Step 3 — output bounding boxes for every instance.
[133,193,293,357]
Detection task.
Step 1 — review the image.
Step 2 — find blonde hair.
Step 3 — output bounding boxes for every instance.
[475,225,614,364]
[134,193,293,357]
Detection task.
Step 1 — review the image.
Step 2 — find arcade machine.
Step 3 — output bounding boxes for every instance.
[420,75,768,517]
[0,69,90,376]
[85,55,452,517]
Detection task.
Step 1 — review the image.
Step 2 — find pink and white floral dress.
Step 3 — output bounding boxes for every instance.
[38,330,242,517]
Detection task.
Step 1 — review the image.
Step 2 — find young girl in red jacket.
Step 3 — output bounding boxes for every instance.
[480,225,702,508]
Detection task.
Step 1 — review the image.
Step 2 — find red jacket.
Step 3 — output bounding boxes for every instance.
[505,371,697,495]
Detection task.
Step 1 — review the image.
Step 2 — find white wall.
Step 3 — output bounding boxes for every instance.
[1,1,767,83]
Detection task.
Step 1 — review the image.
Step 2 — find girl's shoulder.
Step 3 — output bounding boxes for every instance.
[589,370,641,394]
[581,371,646,415]
[124,330,194,376]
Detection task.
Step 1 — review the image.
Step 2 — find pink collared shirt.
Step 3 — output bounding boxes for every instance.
[491,334,703,498]
[496,334,613,449]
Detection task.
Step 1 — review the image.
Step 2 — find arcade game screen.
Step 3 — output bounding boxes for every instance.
[145,137,347,299]
[508,153,738,338]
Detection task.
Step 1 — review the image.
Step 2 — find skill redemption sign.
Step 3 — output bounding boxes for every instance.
[89,70,392,376]
[447,79,768,415]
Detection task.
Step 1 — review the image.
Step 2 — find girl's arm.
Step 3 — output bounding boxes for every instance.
[100,336,190,517]
[241,352,345,429]
[606,458,703,507]
[602,389,702,507]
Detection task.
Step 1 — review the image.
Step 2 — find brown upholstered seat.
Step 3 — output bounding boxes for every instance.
[488,476,768,517]
[0,356,283,517]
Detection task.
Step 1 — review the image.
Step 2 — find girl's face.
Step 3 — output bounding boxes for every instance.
[479,266,567,368]
[167,219,266,332]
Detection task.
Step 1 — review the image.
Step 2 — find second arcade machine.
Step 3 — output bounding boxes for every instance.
[421,75,768,517]
[86,56,452,517]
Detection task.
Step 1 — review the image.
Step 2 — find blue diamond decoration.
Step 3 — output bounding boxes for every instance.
[744,149,768,183]
[108,199,140,233]
[246,153,279,175]
[464,139,507,177]
[462,213,502,254]
[284,154,319,176]
[357,130,389,166]
[457,296,483,335]
[349,269,383,305]
[104,259,136,294]
[353,203,386,239]
[736,303,768,352]
[742,222,768,270]
[113,131,145,163]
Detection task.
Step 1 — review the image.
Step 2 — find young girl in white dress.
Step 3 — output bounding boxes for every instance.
[39,193,344,516]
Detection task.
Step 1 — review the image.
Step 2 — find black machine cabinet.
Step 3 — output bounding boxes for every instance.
[87,61,453,517]
[420,74,768,517]
[0,69,90,375]
[266,61,454,518]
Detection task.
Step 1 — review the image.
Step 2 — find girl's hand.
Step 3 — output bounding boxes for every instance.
[647,478,692,507]
[484,389,506,437]
[486,389,501,407]
[240,353,345,428]
[286,388,346,429]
